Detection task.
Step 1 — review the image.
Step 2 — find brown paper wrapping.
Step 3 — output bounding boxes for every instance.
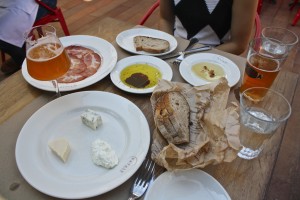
[150,78,241,171]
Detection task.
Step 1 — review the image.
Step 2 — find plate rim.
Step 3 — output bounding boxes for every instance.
[179,53,240,87]
[144,169,231,200]
[110,55,173,94]
[116,28,178,56]
[21,35,118,92]
[15,91,150,199]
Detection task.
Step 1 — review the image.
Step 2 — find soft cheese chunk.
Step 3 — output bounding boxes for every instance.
[81,109,102,130]
[48,138,71,163]
[91,139,118,169]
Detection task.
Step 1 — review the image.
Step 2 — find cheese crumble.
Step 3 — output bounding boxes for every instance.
[91,139,118,169]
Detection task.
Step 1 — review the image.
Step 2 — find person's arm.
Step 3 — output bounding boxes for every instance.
[159,0,175,35]
[216,0,258,55]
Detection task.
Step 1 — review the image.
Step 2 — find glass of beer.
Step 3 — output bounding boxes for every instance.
[240,37,289,99]
[25,25,70,97]
[238,87,291,160]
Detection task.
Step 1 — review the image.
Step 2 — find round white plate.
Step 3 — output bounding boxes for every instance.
[110,55,173,94]
[145,169,231,200]
[116,28,177,56]
[179,53,240,87]
[15,91,150,199]
[22,35,118,92]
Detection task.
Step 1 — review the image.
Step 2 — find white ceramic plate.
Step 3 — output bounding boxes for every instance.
[145,169,231,200]
[116,28,177,56]
[15,91,150,199]
[179,53,240,87]
[110,55,173,94]
[22,35,118,92]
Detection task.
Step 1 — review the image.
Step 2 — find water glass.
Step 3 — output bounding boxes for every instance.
[238,87,291,160]
[262,27,298,52]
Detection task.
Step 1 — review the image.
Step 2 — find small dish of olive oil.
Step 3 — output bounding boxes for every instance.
[110,55,173,94]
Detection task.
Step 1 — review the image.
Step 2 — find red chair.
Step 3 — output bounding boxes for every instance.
[1,0,70,63]
[34,0,70,36]
[257,0,263,14]
[139,0,261,39]
[139,1,160,25]
[254,13,262,38]
[290,0,300,26]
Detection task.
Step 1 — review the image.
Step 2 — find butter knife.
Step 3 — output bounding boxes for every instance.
[160,45,212,60]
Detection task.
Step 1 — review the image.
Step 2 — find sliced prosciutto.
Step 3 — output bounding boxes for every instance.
[57,45,102,83]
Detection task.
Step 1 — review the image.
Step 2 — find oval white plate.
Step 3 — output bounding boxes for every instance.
[22,35,118,92]
[110,55,173,94]
[145,169,231,200]
[15,91,150,199]
[116,28,177,56]
[179,53,240,87]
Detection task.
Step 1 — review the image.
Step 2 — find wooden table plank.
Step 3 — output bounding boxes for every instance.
[74,17,134,42]
[265,74,300,200]
[0,72,42,124]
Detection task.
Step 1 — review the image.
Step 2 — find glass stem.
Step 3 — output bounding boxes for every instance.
[52,80,61,97]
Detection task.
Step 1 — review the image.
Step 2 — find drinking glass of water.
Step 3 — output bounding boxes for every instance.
[238,87,291,160]
[262,27,298,52]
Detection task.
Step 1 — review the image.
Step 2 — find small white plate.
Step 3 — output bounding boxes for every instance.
[110,55,173,94]
[15,91,150,199]
[179,53,240,87]
[22,35,118,92]
[145,169,231,200]
[116,28,177,56]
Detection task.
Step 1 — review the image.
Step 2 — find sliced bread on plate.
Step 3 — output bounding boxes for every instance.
[134,36,170,54]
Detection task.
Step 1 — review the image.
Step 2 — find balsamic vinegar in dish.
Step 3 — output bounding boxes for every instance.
[120,63,162,88]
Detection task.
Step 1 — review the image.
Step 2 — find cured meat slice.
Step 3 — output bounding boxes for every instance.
[57,72,86,83]
[57,45,102,83]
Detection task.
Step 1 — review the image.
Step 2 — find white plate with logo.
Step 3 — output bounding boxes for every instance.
[22,35,118,92]
[145,169,231,200]
[179,53,240,87]
[15,91,150,199]
[116,28,178,56]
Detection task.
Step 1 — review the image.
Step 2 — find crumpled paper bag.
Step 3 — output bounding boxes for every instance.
[150,78,241,171]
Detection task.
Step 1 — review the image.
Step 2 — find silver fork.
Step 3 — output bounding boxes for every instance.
[173,37,199,66]
[128,158,155,200]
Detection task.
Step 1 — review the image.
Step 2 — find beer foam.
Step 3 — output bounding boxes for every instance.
[27,43,64,62]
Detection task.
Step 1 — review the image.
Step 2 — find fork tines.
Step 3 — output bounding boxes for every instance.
[129,159,155,199]
[134,159,155,187]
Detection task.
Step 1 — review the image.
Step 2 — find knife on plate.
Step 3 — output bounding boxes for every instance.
[160,45,212,60]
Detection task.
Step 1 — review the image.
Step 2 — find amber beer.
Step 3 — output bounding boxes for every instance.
[26,43,70,81]
[240,54,279,99]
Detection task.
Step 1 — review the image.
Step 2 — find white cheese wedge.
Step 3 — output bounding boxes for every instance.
[91,139,118,169]
[81,109,102,130]
[48,138,71,163]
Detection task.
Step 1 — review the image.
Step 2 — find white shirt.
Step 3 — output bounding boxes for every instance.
[0,0,39,47]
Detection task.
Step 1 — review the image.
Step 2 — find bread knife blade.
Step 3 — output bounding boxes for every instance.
[160,45,212,60]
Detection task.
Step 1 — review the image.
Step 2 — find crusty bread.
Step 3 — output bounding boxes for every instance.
[154,92,190,144]
[134,36,170,54]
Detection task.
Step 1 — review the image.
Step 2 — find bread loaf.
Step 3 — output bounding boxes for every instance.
[134,36,170,53]
[154,92,190,144]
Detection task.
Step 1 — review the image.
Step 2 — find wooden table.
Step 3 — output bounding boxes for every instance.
[0,17,298,200]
